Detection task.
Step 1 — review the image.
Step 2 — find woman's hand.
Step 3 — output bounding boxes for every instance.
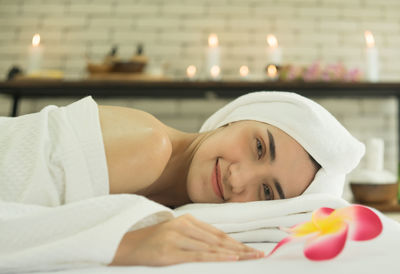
[110,214,264,266]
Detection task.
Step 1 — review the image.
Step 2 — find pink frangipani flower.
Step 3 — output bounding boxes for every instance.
[267,205,383,261]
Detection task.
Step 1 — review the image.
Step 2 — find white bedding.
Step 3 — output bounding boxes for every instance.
[2,199,398,274]
[35,212,400,274]
[3,193,399,274]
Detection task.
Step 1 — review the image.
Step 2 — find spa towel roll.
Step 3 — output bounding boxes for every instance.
[200,91,365,196]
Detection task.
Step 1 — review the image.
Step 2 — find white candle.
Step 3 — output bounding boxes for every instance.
[207,33,221,80]
[266,34,282,65]
[186,65,197,80]
[366,138,384,172]
[364,30,379,82]
[27,33,43,74]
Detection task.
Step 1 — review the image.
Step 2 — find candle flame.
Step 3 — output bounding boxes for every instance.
[267,34,278,48]
[239,65,249,77]
[364,31,375,48]
[186,65,197,78]
[267,64,277,77]
[210,65,220,78]
[208,33,219,48]
[32,34,40,47]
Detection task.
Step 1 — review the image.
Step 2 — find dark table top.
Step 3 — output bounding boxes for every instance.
[1,79,400,98]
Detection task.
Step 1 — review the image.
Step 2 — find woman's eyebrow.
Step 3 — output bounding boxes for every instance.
[267,129,276,163]
[274,179,285,199]
[267,129,285,199]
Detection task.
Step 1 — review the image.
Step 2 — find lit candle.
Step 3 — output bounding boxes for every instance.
[207,33,221,80]
[364,30,379,82]
[267,64,278,80]
[266,34,282,65]
[210,65,221,80]
[239,65,249,79]
[27,33,43,74]
[186,65,197,80]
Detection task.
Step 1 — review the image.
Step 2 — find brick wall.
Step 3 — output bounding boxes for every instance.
[0,0,398,178]
[1,0,399,80]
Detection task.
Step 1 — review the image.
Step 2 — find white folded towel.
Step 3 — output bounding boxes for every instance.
[200,91,365,197]
[175,193,349,242]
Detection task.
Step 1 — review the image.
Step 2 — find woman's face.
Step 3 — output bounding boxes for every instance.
[186,120,319,203]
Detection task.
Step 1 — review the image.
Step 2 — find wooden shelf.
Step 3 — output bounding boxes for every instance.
[2,80,400,99]
[2,80,400,117]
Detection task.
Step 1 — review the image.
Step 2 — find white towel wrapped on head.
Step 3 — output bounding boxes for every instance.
[200,91,365,197]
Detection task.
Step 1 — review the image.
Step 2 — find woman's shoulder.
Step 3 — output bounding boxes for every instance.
[98,105,172,194]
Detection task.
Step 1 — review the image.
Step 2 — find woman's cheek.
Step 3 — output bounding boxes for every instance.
[186,159,206,203]
[187,179,203,203]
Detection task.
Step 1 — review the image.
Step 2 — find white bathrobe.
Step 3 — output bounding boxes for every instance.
[0,97,174,273]
[0,96,109,205]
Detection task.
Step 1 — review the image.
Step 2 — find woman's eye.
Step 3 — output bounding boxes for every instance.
[263,184,273,200]
[256,138,263,159]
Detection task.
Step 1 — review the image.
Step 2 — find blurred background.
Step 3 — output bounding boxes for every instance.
[0,0,399,200]
[1,0,399,80]
[0,0,400,81]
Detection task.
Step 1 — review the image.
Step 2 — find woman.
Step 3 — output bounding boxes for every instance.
[101,104,320,265]
[0,91,364,268]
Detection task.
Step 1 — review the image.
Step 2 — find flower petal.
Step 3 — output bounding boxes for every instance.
[337,205,383,241]
[265,236,293,258]
[304,223,348,261]
[312,207,335,221]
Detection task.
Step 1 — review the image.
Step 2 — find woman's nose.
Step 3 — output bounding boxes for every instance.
[228,162,257,195]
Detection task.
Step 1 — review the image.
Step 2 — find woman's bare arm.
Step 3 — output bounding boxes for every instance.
[98,105,172,194]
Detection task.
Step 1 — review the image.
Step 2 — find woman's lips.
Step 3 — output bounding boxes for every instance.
[211,158,224,200]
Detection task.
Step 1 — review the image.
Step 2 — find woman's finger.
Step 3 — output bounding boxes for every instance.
[179,214,262,254]
[170,228,234,254]
[171,226,263,261]
[178,220,230,246]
